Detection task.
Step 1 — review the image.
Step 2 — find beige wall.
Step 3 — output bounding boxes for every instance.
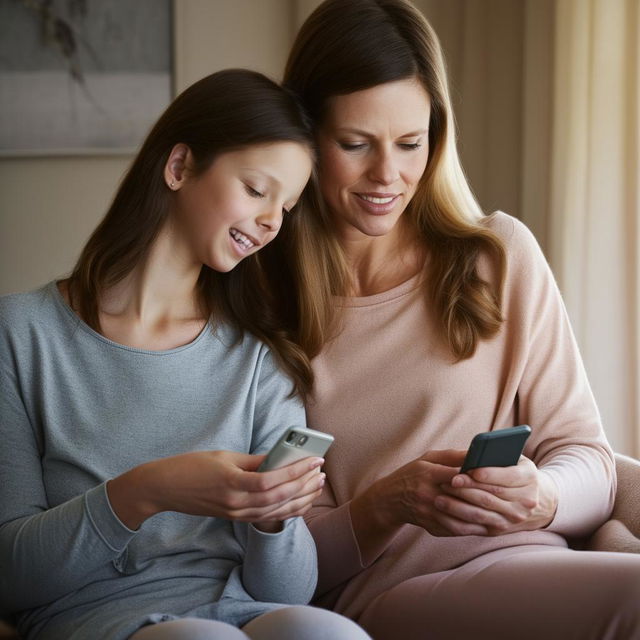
[0,0,309,296]
[0,0,539,296]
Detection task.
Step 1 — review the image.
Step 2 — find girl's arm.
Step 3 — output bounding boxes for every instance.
[0,351,321,613]
[0,359,138,613]
[237,348,322,604]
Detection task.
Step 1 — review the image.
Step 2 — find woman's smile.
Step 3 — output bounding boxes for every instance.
[353,192,401,215]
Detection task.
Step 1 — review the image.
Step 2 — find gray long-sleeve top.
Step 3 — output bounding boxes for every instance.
[0,283,318,640]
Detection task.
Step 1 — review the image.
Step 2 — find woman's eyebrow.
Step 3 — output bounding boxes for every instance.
[334,127,428,138]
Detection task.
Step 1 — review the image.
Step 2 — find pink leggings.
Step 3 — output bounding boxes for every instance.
[357,546,640,640]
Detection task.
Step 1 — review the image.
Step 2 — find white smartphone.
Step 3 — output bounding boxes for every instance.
[258,427,334,471]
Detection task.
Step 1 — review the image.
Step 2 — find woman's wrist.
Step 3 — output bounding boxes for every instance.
[107,463,161,530]
[350,479,403,565]
[536,470,559,528]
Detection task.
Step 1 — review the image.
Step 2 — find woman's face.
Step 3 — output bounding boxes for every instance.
[317,77,431,242]
[172,141,312,272]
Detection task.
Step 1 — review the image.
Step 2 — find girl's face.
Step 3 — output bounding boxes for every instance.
[173,141,312,272]
[316,78,431,242]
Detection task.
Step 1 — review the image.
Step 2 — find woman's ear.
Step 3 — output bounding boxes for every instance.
[164,143,191,190]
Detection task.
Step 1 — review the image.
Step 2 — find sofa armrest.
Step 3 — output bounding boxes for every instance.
[582,452,640,553]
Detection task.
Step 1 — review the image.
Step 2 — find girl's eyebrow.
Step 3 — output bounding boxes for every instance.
[241,168,282,187]
[334,127,428,138]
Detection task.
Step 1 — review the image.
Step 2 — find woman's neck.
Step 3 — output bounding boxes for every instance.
[342,222,425,297]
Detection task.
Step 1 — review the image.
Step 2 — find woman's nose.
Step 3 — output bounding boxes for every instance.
[367,149,400,185]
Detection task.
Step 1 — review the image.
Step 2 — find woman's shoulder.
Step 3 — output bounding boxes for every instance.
[482,211,548,276]
[482,211,539,249]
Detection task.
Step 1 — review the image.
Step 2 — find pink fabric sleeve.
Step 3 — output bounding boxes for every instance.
[501,216,616,537]
[304,481,366,596]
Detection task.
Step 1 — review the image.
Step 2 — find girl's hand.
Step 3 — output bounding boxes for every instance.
[107,450,325,530]
[435,456,559,535]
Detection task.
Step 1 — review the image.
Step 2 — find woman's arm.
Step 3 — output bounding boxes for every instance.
[304,451,488,597]
[432,217,615,537]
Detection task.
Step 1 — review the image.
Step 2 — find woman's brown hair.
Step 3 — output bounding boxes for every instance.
[277,0,506,360]
[67,69,314,394]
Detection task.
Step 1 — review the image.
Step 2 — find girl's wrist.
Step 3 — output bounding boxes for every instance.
[107,463,161,530]
[253,520,284,533]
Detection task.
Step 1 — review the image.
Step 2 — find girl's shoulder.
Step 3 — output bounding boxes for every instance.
[0,282,57,335]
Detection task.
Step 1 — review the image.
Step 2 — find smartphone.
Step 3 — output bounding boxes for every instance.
[460,424,531,473]
[258,427,334,471]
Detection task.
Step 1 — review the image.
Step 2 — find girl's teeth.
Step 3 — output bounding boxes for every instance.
[230,228,254,249]
[360,195,394,204]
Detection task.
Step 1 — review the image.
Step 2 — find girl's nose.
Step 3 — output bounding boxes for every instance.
[256,204,282,233]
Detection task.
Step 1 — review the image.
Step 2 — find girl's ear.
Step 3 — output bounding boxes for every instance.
[164,143,191,190]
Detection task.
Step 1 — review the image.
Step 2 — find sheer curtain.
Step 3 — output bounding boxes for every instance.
[549,0,640,457]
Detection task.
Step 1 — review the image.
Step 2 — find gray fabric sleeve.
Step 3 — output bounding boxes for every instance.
[0,357,137,613]
[239,519,318,604]
[238,348,318,604]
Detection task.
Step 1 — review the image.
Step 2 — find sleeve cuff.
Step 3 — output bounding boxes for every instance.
[84,482,137,553]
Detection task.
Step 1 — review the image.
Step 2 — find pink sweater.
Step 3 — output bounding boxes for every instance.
[305,212,615,619]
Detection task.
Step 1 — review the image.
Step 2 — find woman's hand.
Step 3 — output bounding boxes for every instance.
[107,450,325,530]
[435,455,559,535]
[350,450,489,564]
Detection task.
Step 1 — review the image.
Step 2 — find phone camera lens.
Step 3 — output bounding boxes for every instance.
[286,431,297,444]
[297,435,308,446]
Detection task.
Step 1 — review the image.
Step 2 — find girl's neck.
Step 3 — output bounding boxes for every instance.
[63,222,208,351]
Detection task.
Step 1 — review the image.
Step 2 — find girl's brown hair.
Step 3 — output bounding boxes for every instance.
[278,0,506,360]
[67,69,314,394]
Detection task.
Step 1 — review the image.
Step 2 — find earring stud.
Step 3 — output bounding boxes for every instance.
[169,180,175,189]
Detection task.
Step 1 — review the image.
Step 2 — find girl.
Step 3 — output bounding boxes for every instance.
[273,0,640,638]
[0,69,370,640]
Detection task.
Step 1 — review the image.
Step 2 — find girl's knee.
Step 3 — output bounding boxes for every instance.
[131,618,248,640]
[243,606,371,640]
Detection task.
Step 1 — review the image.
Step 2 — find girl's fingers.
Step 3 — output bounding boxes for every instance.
[237,456,325,493]
[229,472,325,521]
[248,487,324,523]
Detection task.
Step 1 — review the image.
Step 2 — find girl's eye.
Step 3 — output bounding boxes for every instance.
[399,142,422,150]
[245,184,264,198]
[339,142,367,151]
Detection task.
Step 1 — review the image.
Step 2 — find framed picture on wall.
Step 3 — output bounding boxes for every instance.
[0,0,173,156]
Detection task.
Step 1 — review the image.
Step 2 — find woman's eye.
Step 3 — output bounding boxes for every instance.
[399,142,422,150]
[339,142,367,151]
[245,184,264,198]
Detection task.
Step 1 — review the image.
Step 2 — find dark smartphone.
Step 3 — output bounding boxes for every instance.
[258,427,334,471]
[460,425,531,473]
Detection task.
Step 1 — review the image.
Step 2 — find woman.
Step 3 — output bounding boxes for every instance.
[0,69,370,640]
[272,0,640,637]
